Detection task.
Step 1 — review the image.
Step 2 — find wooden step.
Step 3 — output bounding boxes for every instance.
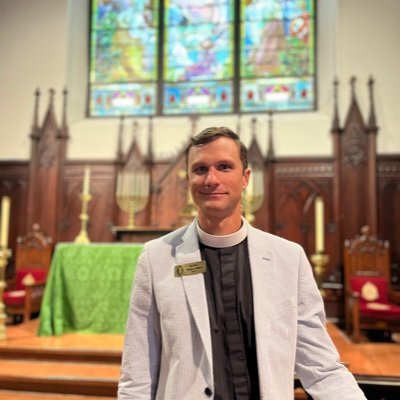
[0,320,122,397]
[0,390,115,400]
[0,359,119,397]
[0,346,121,364]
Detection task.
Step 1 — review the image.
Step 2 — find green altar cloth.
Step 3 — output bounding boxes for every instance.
[38,243,143,336]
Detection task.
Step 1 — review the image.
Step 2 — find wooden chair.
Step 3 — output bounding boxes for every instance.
[344,226,400,342]
[3,223,53,323]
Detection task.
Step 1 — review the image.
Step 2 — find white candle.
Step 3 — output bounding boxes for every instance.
[83,165,91,195]
[0,196,11,249]
[315,196,324,253]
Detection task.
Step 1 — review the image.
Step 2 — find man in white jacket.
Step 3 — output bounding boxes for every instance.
[118,126,366,399]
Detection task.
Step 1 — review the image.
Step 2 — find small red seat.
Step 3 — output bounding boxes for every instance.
[344,226,400,342]
[4,268,48,307]
[3,224,52,323]
[351,277,400,319]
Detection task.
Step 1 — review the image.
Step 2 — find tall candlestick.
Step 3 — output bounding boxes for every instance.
[83,165,91,195]
[315,196,324,253]
[0,196,10,249]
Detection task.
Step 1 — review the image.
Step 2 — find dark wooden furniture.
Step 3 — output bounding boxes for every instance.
[344,226,400,342]
[4,224,52,323]
[111,226,172,243]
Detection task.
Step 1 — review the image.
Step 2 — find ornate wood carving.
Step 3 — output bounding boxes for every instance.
[333,77,378,257]
[26,89,68,242]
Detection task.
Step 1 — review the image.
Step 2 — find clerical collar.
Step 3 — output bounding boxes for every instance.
[196,218,247,248]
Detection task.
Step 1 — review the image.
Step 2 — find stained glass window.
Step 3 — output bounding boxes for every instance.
[240,0,315,112]
[163,0,234,114]
[89,0,159,116]
[88,0,315,117]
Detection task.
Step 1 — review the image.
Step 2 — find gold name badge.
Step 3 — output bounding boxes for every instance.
[175,261,207,277]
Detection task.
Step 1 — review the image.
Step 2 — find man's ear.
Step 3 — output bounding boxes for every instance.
[243,168,251,189]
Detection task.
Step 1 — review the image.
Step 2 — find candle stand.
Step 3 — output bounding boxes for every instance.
[116,195,148,228]
[311,252,329,298]
[115,170,150,228]
[0,248,11,340]
[74,193,92,244]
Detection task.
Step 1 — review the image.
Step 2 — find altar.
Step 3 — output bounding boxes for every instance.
[38,243,143,336]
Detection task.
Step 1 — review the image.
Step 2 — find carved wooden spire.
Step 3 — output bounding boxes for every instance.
[27,87,67,241]
[59,87,70,139]
[30,88,41,140]
[350,76,357,101]
[146,116,154,164]
[49,88,55,110]
[236,113,242,137]
[367,76,378,133]
[331,77,341,134]
[266,111,275,160]
[251,116,257,138]
[116,114,125,164]
[41,88,58,136]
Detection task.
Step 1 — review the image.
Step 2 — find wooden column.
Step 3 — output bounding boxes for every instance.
[366,77,378,235]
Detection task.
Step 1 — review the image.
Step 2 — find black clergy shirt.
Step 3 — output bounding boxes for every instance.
[200,239,260,400]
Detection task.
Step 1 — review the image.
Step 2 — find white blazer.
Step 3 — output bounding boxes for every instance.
[118,220,366,400]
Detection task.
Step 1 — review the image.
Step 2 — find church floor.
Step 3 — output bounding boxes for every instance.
[0,319,399,399]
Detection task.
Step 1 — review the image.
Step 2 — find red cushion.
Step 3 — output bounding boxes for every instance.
[15,268,47,290]
[3,289,26,306]
[359,302,400,319]
[351,276,400,319]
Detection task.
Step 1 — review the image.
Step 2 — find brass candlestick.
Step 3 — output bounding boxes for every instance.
[311,253,329,298]
[74,193,92,244]
[0,248,11,340]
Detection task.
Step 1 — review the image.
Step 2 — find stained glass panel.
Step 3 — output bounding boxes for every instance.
[89,0,159,116]
[240,0,315,111]
[163,0,234,114]
[164,81,233,114]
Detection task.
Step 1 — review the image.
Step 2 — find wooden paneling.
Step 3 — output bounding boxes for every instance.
[377,156,400,289]
[0,162,29,269]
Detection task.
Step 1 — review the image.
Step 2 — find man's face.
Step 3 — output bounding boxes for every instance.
[187,136,250,222]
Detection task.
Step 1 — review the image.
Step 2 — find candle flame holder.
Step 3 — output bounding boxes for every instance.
[116,170,150,228]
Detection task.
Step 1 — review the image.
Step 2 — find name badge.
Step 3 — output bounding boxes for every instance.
[174,261,206,277]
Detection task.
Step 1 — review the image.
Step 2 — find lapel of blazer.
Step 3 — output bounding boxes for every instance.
[246,224,276,363]
[175,221,213,370]
[247,222,275,313]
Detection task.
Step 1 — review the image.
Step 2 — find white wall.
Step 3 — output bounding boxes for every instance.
[0,0,68,160]
[336,0,400,154]
[0,0,399,161]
